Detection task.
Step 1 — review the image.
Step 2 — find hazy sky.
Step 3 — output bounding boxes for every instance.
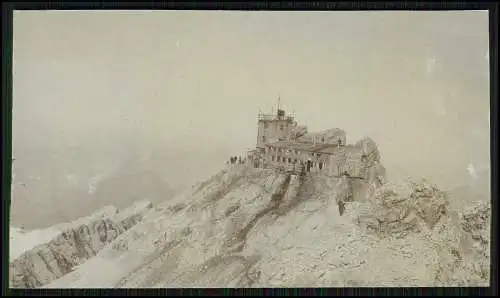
[13,10,490,194]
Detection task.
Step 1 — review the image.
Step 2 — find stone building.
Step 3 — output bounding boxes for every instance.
[253,102,379,179]
[255,107,297,151]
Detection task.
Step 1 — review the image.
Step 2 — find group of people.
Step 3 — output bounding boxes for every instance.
[228,156,246,165]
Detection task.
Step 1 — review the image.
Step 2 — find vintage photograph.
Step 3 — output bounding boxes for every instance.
[9,10,490,288]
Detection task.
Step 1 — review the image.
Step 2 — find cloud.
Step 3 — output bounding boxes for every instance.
[426,55,437,74]
[467,163,478,180]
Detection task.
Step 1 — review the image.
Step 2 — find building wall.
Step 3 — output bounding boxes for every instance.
[327,147,367,178]
[256,119,295,149]
[264,146,352,173]
[264,145,333,173]
[264,146,369,177]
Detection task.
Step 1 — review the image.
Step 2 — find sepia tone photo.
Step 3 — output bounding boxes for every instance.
[9,10,490,288]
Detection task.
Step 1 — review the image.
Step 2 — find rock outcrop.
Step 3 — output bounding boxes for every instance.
[458,200,490,284]
[354,178,490,286]
[9,201,153,288]
[324,137,386,205]
[354,137,380,166]
[289,126,308,141]
[318,128,347,145]
[423,199,490,286]
[356,178,449,237]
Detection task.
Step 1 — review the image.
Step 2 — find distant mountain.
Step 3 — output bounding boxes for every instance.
[89,169,177,208]
[9,140,231,229]
[9,168,177,230]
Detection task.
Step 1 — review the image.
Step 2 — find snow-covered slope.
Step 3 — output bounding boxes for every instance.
[9,205,119,261]
[9,201,153,288]
[38,161,489,288]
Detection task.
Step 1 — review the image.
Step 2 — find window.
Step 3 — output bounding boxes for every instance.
[272,156,275,162]
[288,158,292,163]
[264,122,269,129]
[280,124,284,131]
[282,157,286,163]
[262,136,266,142]
[321,137,325,143]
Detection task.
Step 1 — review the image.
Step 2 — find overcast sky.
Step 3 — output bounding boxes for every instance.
[13,10,490,200]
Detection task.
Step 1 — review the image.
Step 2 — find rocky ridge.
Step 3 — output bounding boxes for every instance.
[9,201,153,288]
[10,134,490,288]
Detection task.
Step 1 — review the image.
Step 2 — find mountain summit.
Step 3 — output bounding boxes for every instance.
[9,133,490,288]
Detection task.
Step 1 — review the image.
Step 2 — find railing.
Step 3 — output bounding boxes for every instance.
[257,113,295,122]
[257,114,275,121]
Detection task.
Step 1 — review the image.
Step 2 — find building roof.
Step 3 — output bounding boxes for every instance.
[265,140,314,151]
[315,128,345,136]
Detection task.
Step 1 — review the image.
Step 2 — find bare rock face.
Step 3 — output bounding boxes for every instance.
[460,200,489,237]
[289,126,308,141]
[357,179,449,237]
[321,128,347,145]
[425,199,490,286]
[354,137,380,167]
[9,202,153,288]
[321,136,387,212]
[410,181,448,228]
[458,200,490,283]
[354,178,490,286]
